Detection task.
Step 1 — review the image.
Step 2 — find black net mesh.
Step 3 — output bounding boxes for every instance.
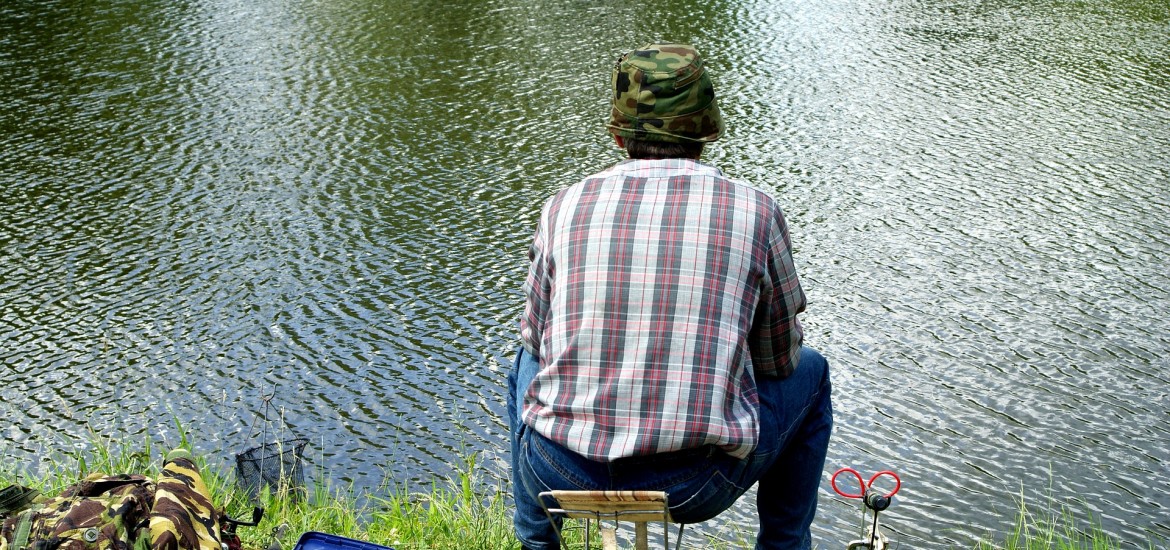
[235,438,307,501]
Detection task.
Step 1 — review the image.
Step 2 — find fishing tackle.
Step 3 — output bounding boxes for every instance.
[832,468,901,550]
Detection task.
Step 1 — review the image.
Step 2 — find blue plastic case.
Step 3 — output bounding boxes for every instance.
[292,532,395,550]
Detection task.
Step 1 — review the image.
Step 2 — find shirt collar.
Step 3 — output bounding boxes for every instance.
[611,158,723,177]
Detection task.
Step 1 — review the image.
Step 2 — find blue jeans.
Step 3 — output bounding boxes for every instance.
[508,346,832,550]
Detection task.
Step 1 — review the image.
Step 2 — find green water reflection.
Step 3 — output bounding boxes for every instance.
[2,0,1168,547]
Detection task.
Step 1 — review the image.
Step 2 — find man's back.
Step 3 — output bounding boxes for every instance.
[509,44,832,550]
[520,157,806,461]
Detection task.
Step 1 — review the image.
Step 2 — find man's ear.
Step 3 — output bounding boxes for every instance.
[614,135,625,148]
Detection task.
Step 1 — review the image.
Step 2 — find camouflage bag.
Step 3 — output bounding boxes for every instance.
[148,450,223,550]
[0,474,155,550]
[1,449,230,550]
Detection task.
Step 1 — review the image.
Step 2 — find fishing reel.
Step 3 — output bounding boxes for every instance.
[220,506,264,550]
[865,492,891,512]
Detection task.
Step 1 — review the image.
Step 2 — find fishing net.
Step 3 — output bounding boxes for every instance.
[235,438,308,501]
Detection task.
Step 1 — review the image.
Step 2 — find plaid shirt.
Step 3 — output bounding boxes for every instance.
[520,158,806,461]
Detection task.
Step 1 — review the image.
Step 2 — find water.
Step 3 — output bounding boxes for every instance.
[2,0,1168,547]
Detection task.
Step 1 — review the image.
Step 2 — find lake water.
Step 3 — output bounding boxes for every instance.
[2,0,1168,547]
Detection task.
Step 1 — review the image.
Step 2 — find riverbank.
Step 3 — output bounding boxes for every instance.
[0,436,1142,549]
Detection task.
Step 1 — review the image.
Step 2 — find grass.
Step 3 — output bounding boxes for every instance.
[1,431,1159,550]
[973,493,1161,550]
[1,429,520,549]
[0,429,640,550]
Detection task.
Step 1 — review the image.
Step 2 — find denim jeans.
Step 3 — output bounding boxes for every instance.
[508,346,832,550]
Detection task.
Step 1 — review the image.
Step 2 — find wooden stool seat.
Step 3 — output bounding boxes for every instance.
[538,490,680,550]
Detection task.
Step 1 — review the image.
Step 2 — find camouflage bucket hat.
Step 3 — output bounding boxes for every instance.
[606,43,724,143]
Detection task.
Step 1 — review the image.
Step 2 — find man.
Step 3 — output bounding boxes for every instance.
[508,43,832,550]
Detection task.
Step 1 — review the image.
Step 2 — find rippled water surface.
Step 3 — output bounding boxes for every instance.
[2,0,1168,547]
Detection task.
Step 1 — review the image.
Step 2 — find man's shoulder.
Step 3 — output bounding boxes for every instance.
[576,158,730,186]
[673,161,781,207]
[553,158,778,206]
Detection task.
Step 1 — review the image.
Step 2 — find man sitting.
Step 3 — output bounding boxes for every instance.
[508,43,833,550]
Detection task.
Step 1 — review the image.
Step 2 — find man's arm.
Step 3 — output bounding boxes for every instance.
[520,217,550,358]
[750,201,807,378]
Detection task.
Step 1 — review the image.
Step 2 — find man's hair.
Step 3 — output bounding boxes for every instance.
[624,138,704,160]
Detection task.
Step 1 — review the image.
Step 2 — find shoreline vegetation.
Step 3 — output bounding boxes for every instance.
[0,432,1152,550]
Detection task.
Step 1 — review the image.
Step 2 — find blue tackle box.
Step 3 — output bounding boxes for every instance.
[293,532,395,550]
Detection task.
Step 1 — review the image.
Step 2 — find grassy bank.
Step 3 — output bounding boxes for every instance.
[0,432,524,550]
[0,434,1152,549]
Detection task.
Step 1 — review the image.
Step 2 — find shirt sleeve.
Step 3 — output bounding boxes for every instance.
[520,209,550,358]
[750,201,806,378]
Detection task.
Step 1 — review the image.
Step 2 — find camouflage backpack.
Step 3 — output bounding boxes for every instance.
[0,474,155,550]
[1,449,226,550]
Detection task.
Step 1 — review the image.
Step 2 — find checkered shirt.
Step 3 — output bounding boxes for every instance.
[520,158,806,461]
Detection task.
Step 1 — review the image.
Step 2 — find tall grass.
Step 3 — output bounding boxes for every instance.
[0,431,625,549]
[0,429,519,549]
[4,433,1158,549]
[973,493,1163,550]
[1,432,759,549]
